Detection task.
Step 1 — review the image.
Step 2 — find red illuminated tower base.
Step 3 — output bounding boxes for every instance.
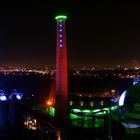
[55,15,68,122]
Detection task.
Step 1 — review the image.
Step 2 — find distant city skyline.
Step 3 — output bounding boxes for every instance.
[0,1,140,68]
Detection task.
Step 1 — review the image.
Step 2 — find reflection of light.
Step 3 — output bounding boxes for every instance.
[122,122,140,128]
[57,130,61,140]
[119,90,127,106]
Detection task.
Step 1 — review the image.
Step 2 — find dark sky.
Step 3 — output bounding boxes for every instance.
[0,1,140,69]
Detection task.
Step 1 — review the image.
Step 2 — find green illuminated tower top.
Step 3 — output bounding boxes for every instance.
[55,15,67,20]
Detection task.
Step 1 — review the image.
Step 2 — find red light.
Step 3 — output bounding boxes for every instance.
[46,100,52,106]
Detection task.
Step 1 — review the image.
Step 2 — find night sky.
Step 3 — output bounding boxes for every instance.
[0,1,140,69]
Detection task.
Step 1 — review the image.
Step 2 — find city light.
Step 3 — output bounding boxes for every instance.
[46,100,53,106]
[80,101,84,106]
[16,94,22,100]
[0,90,7,101]
[69,100,73,106]
[8,89,23,100]
[90,101,94,107]
[0,95,7,101]
[24,117,38,130]
[119,90,127,106]
[71,105,118,116]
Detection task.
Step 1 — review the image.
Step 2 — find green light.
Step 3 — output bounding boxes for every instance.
[95,111,106,116]
[55,15,67,20]
[82,110,91,113]
[83,118,93,128]
[92,109,101,113]
[71,109,81,113]
[48,107,55,117]
[46,105,118,128]
[94,118,104,128]
[70,113,81,119]
[71,105,118,116]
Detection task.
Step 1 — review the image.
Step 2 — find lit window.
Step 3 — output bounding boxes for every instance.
[60,45,62,47]
[90,102,94,107]
[60,20,62,22]
[60,40,62,42]
[60,24,62,27]
[100,101,104,106]
[70,101,73,106]
[111,90,115,93]
[60,35,62,37]
[60,29,62,32]
[80,101,84,106]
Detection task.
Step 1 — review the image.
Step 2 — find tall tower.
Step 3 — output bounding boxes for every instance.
[55,15,68,121]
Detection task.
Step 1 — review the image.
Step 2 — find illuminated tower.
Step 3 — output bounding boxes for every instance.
[55,15,68,121]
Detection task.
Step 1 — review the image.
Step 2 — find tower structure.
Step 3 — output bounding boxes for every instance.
[55,15,68,121]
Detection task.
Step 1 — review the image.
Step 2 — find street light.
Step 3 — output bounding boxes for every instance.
[0,90,7,101]
[8,89,23,100]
